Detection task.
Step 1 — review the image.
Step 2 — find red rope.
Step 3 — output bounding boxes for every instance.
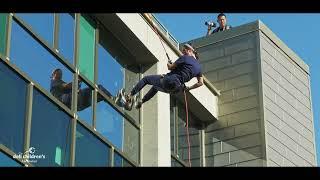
[183,90,191,167]
[146,13,190,166]
[145,14,171,62]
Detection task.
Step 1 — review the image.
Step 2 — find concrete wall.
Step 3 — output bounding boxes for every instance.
[116,13,173,166]
[188,22,264,166]
[187,20,316,167]
[259,23,316,166]
[115,13,219,166]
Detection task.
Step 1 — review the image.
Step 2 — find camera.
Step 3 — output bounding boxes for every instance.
[205,21,216,27]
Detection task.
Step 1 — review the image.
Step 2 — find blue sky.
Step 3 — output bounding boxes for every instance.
[155,13,320,165]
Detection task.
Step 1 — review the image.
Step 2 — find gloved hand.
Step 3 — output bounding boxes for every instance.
[184,85,190,91]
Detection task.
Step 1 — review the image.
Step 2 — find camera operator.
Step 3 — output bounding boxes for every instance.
[206,13,232,36]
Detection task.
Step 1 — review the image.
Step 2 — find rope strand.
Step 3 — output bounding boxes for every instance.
[146,14,191,167]
[183,90,191,167]
[145,14,171,62]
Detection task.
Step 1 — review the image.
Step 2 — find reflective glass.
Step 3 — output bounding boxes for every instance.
[75,123,110,166]
[96,98,123,149]
[0,151,21,167]
[0,13,8,55]
[10,20,73,109]
[30,88,72,166]
[77,78,93,126]
[0,61,27,154]
[16,13,54,46]
[58,13,75,65]
[78,15,95,83]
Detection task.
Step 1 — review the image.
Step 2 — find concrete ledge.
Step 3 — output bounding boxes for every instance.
[185,20,309,74]
[257,20,309,74]
[93,13,158,65]
[173,90,218,129]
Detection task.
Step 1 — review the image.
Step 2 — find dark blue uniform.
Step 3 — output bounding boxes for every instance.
[167,55,202,83]
[211,25,232,34]
[130,55,202,103]
[50,79,72,108]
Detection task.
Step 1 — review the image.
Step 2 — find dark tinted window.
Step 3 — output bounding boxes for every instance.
[0,61,27,154]
[0,151,21,167]
[75,123,110,166]
[16,13,54,46]
[30,88,72,166]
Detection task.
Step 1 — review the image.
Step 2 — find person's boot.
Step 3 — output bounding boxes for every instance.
[124,93,134,111]
[135,96,142,109]
[115,88,126,107]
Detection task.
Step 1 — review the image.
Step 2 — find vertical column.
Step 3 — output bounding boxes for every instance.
[93,22,99,130]
[109,147,115,167]
[141,61,171,166]
[69,13,80,167]
[200,130,206,166]
[53,13,59,51]
[23,83,33,162]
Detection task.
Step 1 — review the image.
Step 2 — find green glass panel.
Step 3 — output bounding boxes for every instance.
[0,13,8,55]
[78,16,95,83]
[55,146,62,166]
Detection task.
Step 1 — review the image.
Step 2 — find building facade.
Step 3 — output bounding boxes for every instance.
[187,20,317,166]
[0,13,316,167]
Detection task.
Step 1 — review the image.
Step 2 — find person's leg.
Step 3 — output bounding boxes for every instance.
[142,86,158,103]
[61,93,72,109]
[123,75,162,110]
[134,86,158,109]
[130,75,162,96]
[77,87,92,111]
[97,85,112,102]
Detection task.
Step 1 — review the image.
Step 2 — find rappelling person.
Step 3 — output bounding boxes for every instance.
[116,43,204,111]
[50,68,112,111]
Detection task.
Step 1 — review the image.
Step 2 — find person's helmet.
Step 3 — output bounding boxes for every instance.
[183,43,195,52]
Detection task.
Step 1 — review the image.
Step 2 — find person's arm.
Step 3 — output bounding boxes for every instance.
[62,82,73,91]
[167,62,177,70]
[167,56,184,71]
[186,76,203,91]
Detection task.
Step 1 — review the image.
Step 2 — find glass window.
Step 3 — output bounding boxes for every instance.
[0,151,21,167]
[98,27,140,123]
[96,95,140,163]
[123,118,139,163]
[177,100,201,167]
[0,13,8,55]
[123,68,140,121]
[30,88,72,167]
[10,20,74,109]
[97,43,123,97]
[114,151,133,167]
[96,98,123,149]
[58,13,75,65]
[75,123,110,166]
[78,15,95,83]
[15,13,54,46]
[0,61,27,155]
[171,157,183,167]
[77,77,93,126]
